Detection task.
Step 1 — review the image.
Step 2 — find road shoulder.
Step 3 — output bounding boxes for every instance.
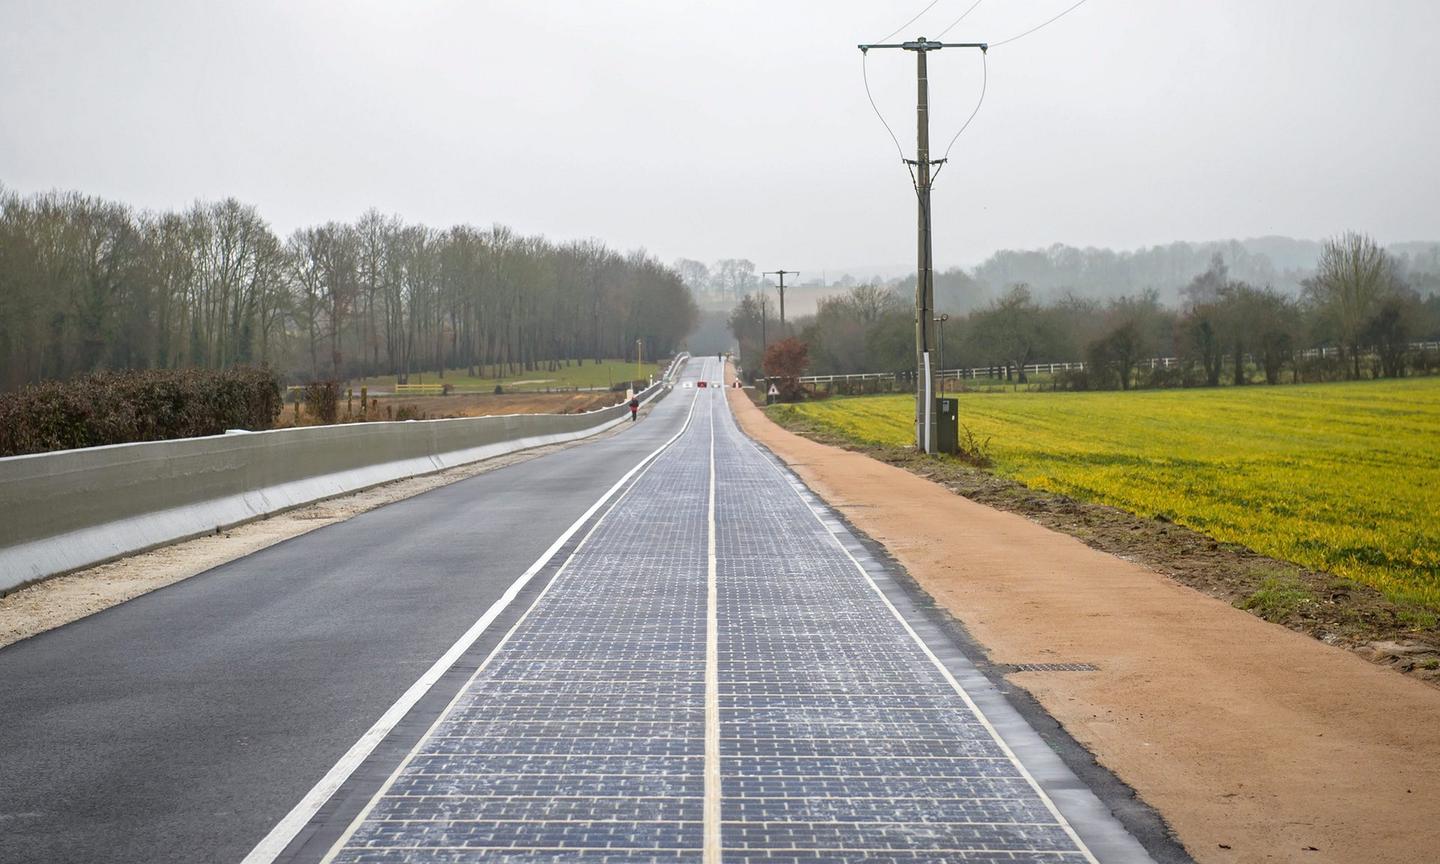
[725,380,1440,864]
[0,412,651,650]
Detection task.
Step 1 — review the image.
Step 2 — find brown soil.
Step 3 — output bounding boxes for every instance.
[764,406,1440,684]
[276,392,621,426]
[726,372,1440,864]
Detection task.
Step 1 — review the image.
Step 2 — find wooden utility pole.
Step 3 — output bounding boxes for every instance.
[758,293,768,361]
[915,44,935,454]
[763,269,798,334]
[858,37,986,454]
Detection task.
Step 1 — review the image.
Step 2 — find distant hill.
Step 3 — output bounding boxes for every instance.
[689,238,1440,323]
[967,237,1440,304]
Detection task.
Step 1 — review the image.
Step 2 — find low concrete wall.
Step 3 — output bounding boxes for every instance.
[0,359,683,593]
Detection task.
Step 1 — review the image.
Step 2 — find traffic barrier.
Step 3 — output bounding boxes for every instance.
[0,355,687,593]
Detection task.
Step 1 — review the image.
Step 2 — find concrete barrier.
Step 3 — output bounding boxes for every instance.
[0,356,686,593]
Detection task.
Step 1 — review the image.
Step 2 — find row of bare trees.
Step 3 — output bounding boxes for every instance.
[735,233,1440,390]
[0,187,698,390]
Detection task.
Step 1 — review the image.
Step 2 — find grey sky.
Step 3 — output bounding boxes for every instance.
[3,0,1437,277]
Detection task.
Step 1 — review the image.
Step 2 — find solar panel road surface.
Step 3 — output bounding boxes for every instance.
[283,358,1155,864]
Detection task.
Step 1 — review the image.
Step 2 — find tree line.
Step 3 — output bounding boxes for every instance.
[731,232,1440,390]
[0,186,698,391]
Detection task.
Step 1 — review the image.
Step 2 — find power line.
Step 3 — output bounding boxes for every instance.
[860,50,909,169]
[935,50,988,175]
[935,0,985,39]
[932,0,1091,173]
[990,0,1091,48]
[876,0,945,44]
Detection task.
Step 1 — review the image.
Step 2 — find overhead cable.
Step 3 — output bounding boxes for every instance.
[935,0,985,39]
[876,0,945,44]
[990,0,1091,48]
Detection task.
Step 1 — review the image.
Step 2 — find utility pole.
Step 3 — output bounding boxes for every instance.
[758,292,769,363]
[858,37,986,454]
[763,269,798,334]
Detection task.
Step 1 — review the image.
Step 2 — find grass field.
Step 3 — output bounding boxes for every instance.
[356,360,664,392]
[773,379,1440,612]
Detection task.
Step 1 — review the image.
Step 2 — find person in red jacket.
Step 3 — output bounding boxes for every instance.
[628,396,639,421]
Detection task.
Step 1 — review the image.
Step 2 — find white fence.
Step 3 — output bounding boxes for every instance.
[798,341,1440,386]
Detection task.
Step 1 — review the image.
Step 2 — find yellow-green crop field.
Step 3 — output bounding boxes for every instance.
[775,379,1440,611]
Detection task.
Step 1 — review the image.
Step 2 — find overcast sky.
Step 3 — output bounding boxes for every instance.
[3,0,1437,276]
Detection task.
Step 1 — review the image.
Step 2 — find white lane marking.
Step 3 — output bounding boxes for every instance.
[723,398,1102,864]
[240,379,701,864]
[703,387,721,864]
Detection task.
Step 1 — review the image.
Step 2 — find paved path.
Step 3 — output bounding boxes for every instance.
[308,359,1149,863]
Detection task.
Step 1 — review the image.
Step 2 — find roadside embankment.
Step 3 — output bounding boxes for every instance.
[725,372,1440,864]
[0,407,666,650]
[1,359,682,593]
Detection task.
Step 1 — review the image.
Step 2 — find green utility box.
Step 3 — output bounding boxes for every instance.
[935,396,960,454]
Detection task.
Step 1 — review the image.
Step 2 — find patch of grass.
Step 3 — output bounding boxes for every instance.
[1398,606,1439,630]
[772,377,1440,612]
[1237,574,1316,623]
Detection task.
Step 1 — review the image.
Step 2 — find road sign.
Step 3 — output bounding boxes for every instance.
[768,384,779,396]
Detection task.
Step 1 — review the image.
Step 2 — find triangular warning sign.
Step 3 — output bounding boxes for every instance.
[768,384,779,396]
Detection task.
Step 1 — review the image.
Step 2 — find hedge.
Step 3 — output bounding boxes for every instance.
[0,366,283,457]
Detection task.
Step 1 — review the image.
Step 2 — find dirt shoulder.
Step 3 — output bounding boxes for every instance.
[0,407,651,649]
[275,391,621,427]
[726,379,1440,864]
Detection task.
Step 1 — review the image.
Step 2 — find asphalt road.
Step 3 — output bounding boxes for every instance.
[0,366,702,864]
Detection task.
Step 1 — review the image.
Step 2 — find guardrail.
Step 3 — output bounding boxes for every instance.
[0,353,688,594]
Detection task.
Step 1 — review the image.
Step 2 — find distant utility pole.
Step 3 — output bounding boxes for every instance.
[858,37,986,454]
[763,269,798,334]
[757,292,769,362]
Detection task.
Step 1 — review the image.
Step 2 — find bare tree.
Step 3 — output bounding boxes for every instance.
[973,284,1046,382]
[0,186,699,391]
[1305,231,1396,379]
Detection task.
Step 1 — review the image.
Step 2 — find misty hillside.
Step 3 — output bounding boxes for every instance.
[964,237,1440,306]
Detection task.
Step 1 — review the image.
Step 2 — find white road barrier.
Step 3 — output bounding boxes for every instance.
[0,356,687,594]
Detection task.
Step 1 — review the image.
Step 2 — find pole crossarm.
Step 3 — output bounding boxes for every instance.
[858,40,988,52]
[762,270,797,331]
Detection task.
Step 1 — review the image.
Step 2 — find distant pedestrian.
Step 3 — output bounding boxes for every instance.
[629,396,639,421]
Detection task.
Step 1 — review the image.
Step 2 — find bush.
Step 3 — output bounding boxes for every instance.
[1296,353,1346,383]
[0,366,283,457]
[1413,349,1438,376]
[1144,365,1186,389]
[763,337,810,402]
[1052,368,1090,391]
[303,381,341,425]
